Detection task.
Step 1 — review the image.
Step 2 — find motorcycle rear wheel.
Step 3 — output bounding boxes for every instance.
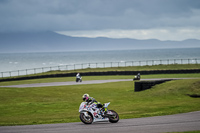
[108,110,119,123]
[80,113,93,124]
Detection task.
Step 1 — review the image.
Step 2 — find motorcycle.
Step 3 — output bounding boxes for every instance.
[133,73,140,80]
[79,102,119,124]
[76,77,82,82]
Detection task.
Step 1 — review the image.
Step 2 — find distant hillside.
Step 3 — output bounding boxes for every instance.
[0,31,200,53]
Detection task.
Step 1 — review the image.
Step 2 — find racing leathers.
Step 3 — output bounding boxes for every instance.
[85,97,103,108]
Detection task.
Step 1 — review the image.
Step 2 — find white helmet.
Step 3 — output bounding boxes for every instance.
[82,93,89,101]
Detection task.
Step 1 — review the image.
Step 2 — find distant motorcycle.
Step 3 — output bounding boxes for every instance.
[76,73,82,82]
[76,77,82,82]
[79,102,119,124]
[133,73,140,80]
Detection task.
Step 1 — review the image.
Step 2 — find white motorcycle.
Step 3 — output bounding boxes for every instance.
[76,77,82,82]
[79,102,119,124]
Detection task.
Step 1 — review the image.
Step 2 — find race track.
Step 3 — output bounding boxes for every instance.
[0,79,132,88]
[1,111,200,133]
[0,78,192,88]
[1,78,199,133]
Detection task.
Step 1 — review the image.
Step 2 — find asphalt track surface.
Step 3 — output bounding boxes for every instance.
[0,78,192,88]
[0,111,200,133]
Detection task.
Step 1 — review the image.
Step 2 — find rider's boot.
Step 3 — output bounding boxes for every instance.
[101,107,108,117]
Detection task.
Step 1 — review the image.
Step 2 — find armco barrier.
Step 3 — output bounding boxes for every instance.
[0,69,200,82]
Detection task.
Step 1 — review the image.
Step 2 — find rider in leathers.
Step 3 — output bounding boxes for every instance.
[82,94,107,114]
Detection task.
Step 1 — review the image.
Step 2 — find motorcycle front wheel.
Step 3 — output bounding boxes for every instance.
[80,113,93,124]
[108,110,119,123]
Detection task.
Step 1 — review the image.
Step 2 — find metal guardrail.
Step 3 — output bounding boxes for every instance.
[1,58,200,78]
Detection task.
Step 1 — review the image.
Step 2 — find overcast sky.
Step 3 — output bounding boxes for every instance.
[0,0,200,41]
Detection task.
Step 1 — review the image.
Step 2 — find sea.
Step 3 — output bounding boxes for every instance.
[0,48,200,77]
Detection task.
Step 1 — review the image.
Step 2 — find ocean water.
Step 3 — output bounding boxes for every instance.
[0,48,200,76]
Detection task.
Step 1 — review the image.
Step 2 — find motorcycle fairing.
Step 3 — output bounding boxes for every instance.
[79,102,110,122]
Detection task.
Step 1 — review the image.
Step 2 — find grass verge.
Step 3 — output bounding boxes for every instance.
[0,79,199,126]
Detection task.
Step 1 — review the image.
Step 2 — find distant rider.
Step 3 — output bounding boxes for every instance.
[133,73,140,80]
[76,73,81,78]
[76,73,82,82]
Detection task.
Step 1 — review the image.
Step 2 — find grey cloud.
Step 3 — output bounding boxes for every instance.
[0,0,200,32]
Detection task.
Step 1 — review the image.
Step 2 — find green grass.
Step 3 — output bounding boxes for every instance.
[0,64,199,126]
[0,78,199,126]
